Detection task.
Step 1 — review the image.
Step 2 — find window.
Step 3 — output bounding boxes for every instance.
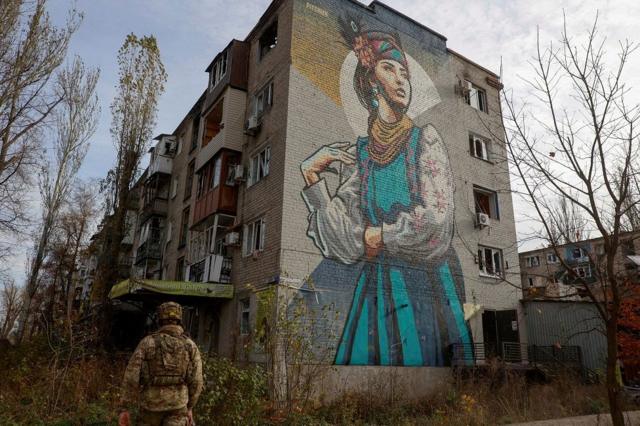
[179,208,190,247]
[253,82,273,119]
[176,257,185,281]
[259,20,277,60]
[196,171,206,199]
[573,265,592,278]
[525,255,540,267]
[226,165,237,186]
[240,298,251,335]
[469,133,490,161]
[248,146,270,186]
[478,245,504,278]
[190,116,200,152]
[171,176,178,199]
[209,51,228,90]
[572,247,588,259]
[473,186,499,219]
[464,80,487,112]
[528,277,534,287]
[212,156,222,188]
[185,161,195,199]
[547,252,559,264]
[243,218,265,256]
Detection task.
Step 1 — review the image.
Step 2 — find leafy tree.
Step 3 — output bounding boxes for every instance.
[90,34,166,343]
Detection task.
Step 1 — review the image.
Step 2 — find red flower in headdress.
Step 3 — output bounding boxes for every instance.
[353,35,375,69]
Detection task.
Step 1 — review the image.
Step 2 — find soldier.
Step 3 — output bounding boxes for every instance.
[119,301,203,426]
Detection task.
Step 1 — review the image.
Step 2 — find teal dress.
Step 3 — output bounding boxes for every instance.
[334,126,471,366]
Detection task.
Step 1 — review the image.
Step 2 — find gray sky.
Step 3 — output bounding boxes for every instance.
[6,0,639,281]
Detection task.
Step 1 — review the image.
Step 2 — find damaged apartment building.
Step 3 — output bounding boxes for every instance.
[107,0,528,397]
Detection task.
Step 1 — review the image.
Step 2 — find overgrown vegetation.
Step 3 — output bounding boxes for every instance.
[1,338,634,425]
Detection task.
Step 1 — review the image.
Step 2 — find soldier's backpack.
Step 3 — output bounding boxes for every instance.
[145,331,192,386]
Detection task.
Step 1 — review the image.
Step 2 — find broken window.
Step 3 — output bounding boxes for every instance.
[259,20,278,60]
[248,146,270,186]
[469,133,490,161]
[473,186,499,219]
[478,245,504,278]
[464,80,487,112]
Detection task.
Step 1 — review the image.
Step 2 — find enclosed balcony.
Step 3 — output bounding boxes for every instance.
[148,134,176,177]
[195,87,246,171]
[139,173,170,223]
[192,150,240,228]
[188,254,232,284]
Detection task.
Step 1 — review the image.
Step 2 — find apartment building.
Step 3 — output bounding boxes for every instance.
[111,0,523,396]
[519,232,640,300]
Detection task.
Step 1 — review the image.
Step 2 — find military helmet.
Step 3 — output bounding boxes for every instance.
[157,301,182,322]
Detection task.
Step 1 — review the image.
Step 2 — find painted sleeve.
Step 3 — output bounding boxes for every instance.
[186,341,204,409]
[382,124,454,258]
[301,166,364,264]
[120,337,150,409]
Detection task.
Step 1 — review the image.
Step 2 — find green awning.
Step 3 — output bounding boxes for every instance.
[109,279,234,299]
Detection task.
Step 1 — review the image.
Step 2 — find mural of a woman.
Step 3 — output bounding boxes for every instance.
[300,19,471,366]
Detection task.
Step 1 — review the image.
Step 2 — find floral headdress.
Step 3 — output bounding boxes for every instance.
[339,17,408,73]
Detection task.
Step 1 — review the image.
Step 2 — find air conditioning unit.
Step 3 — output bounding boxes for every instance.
[224,232,240,246]
[476,212,490,228]
[233,164,245,181]
[245,115,260,135]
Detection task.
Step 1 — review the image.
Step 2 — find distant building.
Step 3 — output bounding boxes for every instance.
[519,232,640,300]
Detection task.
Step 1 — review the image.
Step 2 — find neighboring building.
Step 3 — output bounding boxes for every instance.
[519,232,640,300]
[110,0,524,397]
[519,232,640,380]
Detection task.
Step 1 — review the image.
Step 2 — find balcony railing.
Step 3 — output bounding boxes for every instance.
[135,231,162,264]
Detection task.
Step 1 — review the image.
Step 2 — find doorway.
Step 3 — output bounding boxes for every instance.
[482,309,519,359]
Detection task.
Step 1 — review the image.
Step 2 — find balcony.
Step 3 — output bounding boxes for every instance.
[135,230,162,264]
[192,151,239,227]
[140,197,168,223]
[188,254,232,284]
[196,128,225,170]
[149,154,172,176]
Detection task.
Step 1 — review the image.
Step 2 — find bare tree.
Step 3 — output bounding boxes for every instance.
[0,278,22,340]
[547,196,590,245]
[90,34,166,343]
[0,0,81,248]
[16,58,99,342]
[503,14,639,425]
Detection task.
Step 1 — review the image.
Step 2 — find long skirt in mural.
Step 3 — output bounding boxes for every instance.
[334,127,470,366]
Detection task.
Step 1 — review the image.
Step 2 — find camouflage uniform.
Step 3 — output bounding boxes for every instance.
[121,303,203,426]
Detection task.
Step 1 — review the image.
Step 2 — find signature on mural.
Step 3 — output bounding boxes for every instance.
[300,17,471,366]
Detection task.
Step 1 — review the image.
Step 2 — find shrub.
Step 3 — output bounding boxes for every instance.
[195,357,267,425]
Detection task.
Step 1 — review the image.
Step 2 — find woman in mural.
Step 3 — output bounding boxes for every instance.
[300,19,471,366]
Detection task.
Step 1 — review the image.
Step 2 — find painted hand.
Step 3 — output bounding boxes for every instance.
[118,411,130,426]
[301,142,355,186]
[187,408,194,425]
[364,226,383,258]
